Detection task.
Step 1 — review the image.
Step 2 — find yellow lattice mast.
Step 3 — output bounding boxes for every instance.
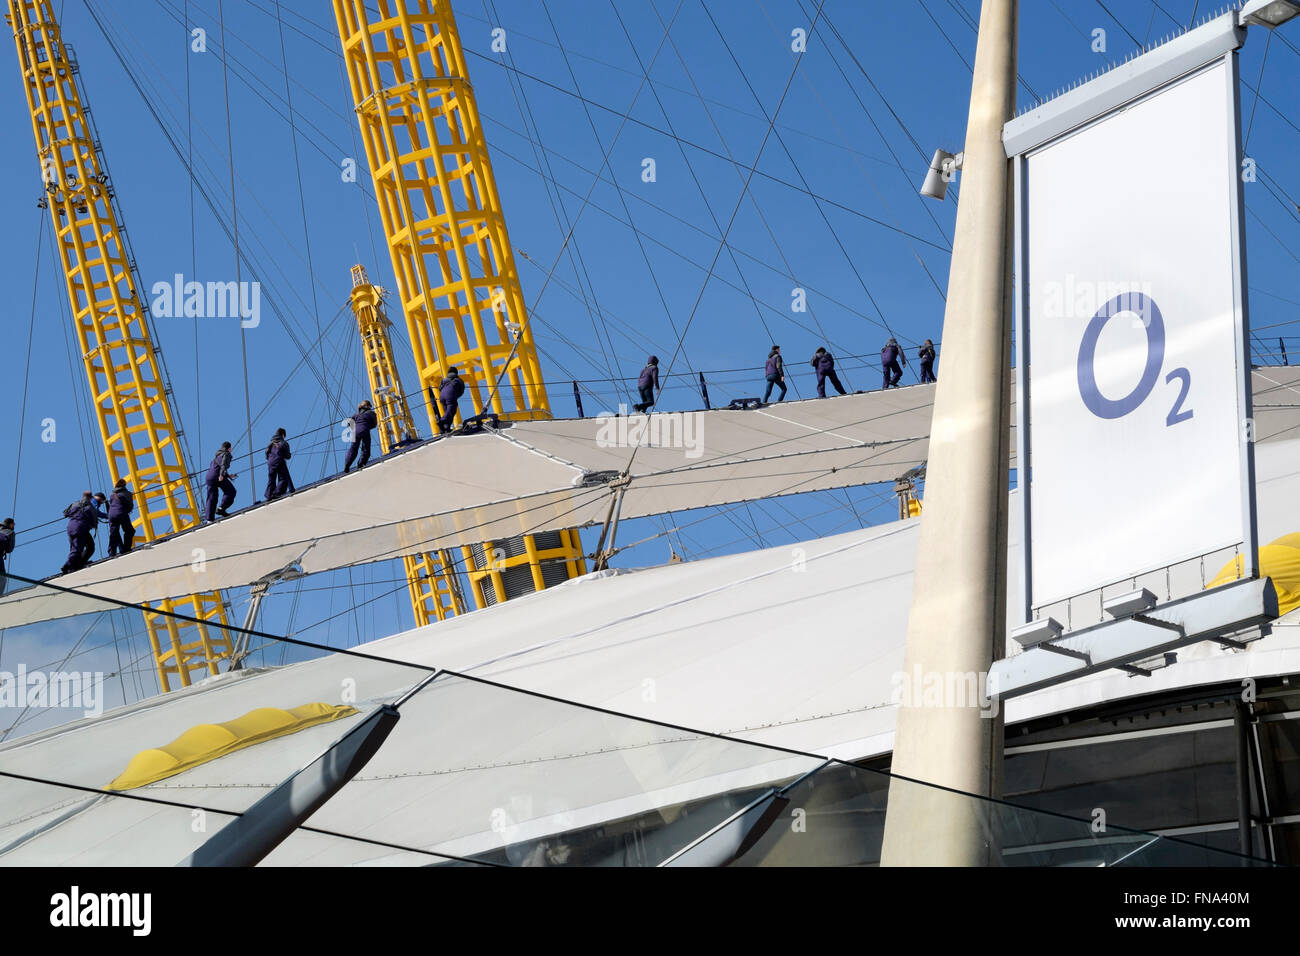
[336,0,585,607]
[8,0,232,690]
[349,264,466,624]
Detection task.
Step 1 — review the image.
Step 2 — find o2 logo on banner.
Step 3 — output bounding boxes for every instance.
[1076,292,1193,427]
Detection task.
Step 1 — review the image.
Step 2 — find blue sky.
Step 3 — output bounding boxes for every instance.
[0,0,1296,713]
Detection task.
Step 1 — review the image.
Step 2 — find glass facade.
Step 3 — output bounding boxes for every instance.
[997,684,1300,864]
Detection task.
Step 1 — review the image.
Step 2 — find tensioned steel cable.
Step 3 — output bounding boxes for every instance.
[215,0,257,507]
[701,0,918,376]
[459,46,951,249]
[809,0,958,273]
[651,0,830,409]
[818,1,961,244]
[160,0,960,371]
[1094,0,1143,47]
[151,0,956,260]
[480,0,625,399]
[12,212,45,520]
[83,2,340,405]
[184,0,201,458]
[2,213,47,674]
[631,1,796,365]
[947,0,1045,102]
[93,3,392,490]
[537,0,700,384]
[45,224,103,496]
[1245,30,1272,148]
[638,0,875,537]
[273,0,333,421]
[473,0,692,425]
[286,0,903,176]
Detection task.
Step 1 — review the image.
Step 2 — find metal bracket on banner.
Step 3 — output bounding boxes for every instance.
[1002,11,1246,157]
[992,577,1278,701]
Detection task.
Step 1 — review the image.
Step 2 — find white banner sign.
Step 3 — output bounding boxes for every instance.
[1022,59,1249,609]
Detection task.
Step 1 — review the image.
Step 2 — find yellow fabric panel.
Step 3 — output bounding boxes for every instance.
[106,702,359,792]
[1206,535,1300,616]
[1268,532,1300,552]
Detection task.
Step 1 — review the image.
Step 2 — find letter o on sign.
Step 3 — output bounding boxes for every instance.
[1076,292,1165,419]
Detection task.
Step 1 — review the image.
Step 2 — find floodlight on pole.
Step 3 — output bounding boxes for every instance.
[920,148,964,200]
[1238,0,1300,28]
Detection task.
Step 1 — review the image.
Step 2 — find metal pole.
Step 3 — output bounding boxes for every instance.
[573,381,585,418]
[880,0,1017,866]
[177,704,400,866]
[1234,699,1254,860]
[698,372,711,410]
[1280,337,1288,366]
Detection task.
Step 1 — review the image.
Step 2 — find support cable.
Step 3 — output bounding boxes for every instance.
[479,0,624,401]
[12,212,45,519]
[651,0,828,392]
[272,0,333,419]
[217,0,257,507]
[537,0,700,387]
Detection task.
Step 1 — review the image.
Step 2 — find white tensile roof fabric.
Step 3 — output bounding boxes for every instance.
[0,367,1296,630]
[0,387,936,626]
[2,436,1299,865]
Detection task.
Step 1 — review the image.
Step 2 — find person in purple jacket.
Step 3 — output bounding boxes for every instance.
[810,347,847,398]
[634,355,659,412]
[106,479,135,557]
[204,441,238,521]
[918,339,937,383]
[881,337,906,389]
[437,368,466,433]
[763,345,787,402]
[0,518,14,596]
[60,491,106,573]
[265,429,295,501]
[344,400,378,473]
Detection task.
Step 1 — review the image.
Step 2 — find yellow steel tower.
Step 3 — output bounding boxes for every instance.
[348,263,466,624]
[335,0,585,607]
[8,0,233,690]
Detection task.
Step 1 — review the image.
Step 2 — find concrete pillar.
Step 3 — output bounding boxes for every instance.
[879,0,1017,867]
